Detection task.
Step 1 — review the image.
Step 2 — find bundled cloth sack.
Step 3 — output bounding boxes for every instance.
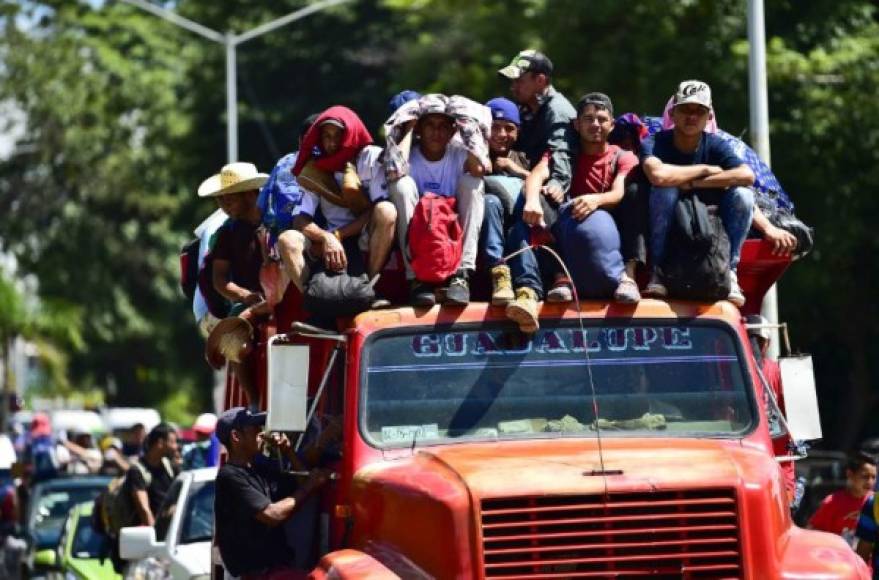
[293,106,374,214]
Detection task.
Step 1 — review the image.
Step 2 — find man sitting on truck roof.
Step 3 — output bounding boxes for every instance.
[504,93,642,333]
[277,107,396,307]
[552,93,641,303]
[481,97,531,306]
[499,49,578,304]
[387,94,487,306]
[214,407,328,579]
[640,80,756,307]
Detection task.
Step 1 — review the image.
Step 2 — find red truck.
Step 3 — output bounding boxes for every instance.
[219,239,868,579]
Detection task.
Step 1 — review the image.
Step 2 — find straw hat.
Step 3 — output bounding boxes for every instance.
[205,317,254,369]
[198,162,269,198]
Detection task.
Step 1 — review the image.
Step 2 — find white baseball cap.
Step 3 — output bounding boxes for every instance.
[673,80,712,109]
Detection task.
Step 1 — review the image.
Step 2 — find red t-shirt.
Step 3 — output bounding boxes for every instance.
[570,144,638,197]
[808,489,871,544]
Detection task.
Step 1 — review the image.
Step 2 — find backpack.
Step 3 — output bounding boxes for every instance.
[408,193,463,284]
[29,437,59,481]
[95,457,173,538]
[659,193,731,301]
[304,270,376,318]
[197,225,232,318]
[180,238,200,301]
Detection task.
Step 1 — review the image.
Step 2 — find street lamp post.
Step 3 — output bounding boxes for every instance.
[747,0,780,359]
[120,0,355,163]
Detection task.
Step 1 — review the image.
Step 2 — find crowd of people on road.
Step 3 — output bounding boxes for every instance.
[0,411,221,577]
[191,48,803,374]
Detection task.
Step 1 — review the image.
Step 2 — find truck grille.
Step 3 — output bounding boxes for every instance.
[480,489,741,579]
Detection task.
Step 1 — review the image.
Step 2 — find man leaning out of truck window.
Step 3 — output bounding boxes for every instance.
[214,407,329,580]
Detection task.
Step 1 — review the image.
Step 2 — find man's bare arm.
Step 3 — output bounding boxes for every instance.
[465,152,487,178]
[691,164,755,189]
[254,496,299,527]
[212,259,259,304]
[294,215,347,271]
[133,489,154,527]
[254,470,328,527]
[642,157,721,187]
[521,159,550,226]
[751,206,797,256]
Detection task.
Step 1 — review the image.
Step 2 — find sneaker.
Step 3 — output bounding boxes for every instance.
[410,281,436,307]
[444,271,470,306]
[727,270,745,308]
[370,297,392,310]
[505,287,540,333]
[613,274,641,304]
[546,277,573,303]
[643,273,668,298]
[490,264,514,306]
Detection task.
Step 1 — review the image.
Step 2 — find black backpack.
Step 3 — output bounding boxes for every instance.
[659,193,731,301]
[180,238,200,301]
[303,271,376,318]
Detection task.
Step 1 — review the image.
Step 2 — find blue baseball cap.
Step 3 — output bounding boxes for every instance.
[388,90,422,114]
[216,407,266,447]
[485,97,520,126]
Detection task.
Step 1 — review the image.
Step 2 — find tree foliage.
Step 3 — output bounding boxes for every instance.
[0,0,877,446]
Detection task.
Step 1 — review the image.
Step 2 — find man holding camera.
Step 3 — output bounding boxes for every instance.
[214,408,329,579]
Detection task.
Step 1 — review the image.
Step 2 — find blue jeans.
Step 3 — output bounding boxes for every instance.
[481,194,506,267]
[504,195,564,298]
[553,204,624,298]
[649,186,754,270]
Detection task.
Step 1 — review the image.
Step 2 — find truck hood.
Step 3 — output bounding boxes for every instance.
[351,437,786,578]
[416,437,764,498]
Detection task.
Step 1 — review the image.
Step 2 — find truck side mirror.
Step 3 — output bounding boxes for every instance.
[267,340,310,432]
[119,526,159,560]
[779,355,822,441]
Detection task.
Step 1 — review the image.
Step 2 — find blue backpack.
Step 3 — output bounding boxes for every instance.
[29,437,59,480]
[258,152,303,244]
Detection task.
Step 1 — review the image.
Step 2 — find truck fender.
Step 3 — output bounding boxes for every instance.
[309,545,434,580]
[778,527,870,579]
[309,549,399,580]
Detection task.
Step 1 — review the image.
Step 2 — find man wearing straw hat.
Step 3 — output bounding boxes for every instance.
[198,162,270,406]
[197,162,270,313]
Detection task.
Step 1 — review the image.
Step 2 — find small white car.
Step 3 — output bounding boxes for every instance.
[119,467,217,580]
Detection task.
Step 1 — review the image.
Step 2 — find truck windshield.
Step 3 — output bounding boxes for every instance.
[362,320,754,447]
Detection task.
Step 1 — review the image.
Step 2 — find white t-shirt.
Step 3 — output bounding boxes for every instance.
[295,146,387,232]
[409,144,469,197]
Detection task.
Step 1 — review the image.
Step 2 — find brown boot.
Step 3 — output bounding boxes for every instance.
[490,264,514,306]
[505,287,540,333]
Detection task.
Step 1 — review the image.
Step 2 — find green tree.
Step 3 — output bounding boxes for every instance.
[0,0,209,412]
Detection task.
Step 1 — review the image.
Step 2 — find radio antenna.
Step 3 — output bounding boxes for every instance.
[502,242,610,495]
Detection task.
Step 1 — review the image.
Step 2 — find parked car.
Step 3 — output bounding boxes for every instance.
[48,501,118,580]
[120,467,216,580]
[23,475,111,578]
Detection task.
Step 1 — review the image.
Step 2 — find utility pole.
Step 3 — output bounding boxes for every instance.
[747,0,779,359]
[120,0,355,163]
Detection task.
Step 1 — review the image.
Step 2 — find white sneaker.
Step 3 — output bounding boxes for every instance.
[728,270,745,307]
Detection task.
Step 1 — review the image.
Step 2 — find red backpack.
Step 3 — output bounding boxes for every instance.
[408,193,463,284]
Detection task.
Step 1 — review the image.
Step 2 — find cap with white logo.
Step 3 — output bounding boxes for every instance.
[673,80,712,109]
